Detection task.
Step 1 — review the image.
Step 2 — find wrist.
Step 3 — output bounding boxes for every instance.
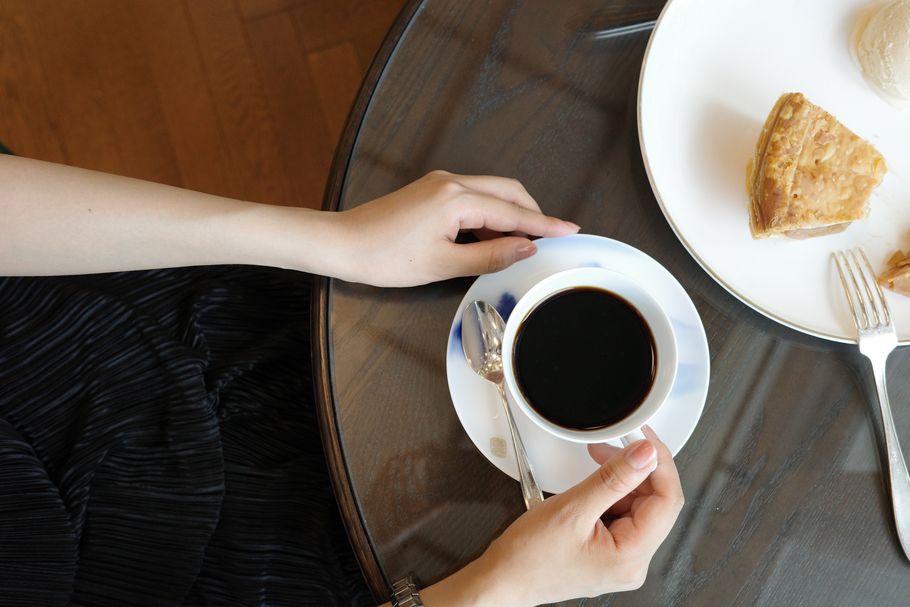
[420,553,524,607]
[225,203,355,278]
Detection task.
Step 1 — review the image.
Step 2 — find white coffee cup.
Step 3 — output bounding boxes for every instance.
[501,267,677,444]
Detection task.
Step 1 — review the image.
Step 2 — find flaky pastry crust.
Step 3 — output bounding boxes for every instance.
[748,93,886,239]
[879,249,910,296]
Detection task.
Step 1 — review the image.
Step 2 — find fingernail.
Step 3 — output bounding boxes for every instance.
[516,242,537,259]
[566,221,581,232]
[625,440,657,470]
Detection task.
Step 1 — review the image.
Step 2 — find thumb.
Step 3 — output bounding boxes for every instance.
[568,440,658,520]
[450,237,537,276]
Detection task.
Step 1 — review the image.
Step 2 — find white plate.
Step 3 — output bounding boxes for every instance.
[445,235,710,494]
[639,0,910,343]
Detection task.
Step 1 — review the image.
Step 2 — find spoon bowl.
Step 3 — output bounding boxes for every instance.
[462,301,506,384]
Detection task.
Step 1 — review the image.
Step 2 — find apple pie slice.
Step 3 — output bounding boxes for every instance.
[878,249,910,297]
[747,92,887,239]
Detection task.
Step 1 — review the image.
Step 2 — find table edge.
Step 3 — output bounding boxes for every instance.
[312,0,426,601]
[313,1,669,600]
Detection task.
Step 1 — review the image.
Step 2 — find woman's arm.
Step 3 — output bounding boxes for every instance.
[0,154,338,276]
[0,156,578,284]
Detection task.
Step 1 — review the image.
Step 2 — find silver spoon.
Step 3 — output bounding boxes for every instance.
[462,300,544,509]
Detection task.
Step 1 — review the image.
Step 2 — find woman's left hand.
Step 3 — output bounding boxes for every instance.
[331,170,580,287]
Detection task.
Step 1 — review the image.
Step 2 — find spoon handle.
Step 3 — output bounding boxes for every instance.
[497,383,544,509]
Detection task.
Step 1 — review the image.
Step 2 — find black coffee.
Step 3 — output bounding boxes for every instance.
[513,287,656,430]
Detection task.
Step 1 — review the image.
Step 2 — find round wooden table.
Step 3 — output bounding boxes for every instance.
[314,1,910,604]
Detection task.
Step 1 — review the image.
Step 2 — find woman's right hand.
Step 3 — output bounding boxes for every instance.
[417,427,684,606]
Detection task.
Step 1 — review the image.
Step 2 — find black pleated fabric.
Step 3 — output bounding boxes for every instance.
[0,266,372,606]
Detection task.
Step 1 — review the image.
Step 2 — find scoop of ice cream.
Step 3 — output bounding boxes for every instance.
[854,0,910,108]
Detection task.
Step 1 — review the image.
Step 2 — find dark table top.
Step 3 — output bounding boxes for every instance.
[314,0,910,604]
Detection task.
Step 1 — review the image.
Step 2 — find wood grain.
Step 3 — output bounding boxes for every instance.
[21,1,126,175]
[317,0,910,605]
[186,0,290,205]
[129,0,236,197]
[0,2,66,163]
[237,0,305,22]
[307,43,364,145]
[246,10,334,207]
[84,1,183,184]
[291,0,405,52]
[0,0,405,209]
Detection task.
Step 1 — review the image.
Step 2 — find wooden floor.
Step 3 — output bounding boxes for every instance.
[0,0,405,209]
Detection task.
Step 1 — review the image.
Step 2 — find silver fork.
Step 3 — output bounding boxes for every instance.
[835,248,910,559]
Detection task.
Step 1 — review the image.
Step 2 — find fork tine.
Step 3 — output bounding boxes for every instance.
[859,247,893,327]
[849,249,880,327]
[834,251,866,331]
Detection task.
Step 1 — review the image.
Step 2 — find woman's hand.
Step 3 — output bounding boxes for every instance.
[416,427,684,607]
[332,171,579,287]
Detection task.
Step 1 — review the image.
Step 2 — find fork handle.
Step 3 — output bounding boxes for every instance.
[497,383,544,510]
[870,356,910,560]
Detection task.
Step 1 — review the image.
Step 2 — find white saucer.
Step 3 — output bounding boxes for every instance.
[445,234,710,494]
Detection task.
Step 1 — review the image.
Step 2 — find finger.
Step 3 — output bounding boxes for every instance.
[590,444,653,509]
[457,193,579,237]
[641,426,682,501]
[449,174,542,212]
[587,442,622,465]
[564,439,658,521]
[621,489,682,553]
[622,428,684,549]
[446,237,538,277]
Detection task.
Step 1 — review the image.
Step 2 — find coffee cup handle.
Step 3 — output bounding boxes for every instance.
[620,427,646,447]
